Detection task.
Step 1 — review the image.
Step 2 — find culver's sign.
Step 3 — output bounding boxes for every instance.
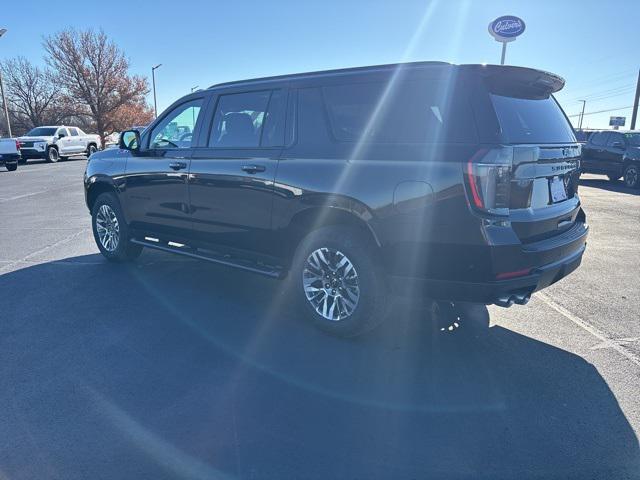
[488,16,526,42]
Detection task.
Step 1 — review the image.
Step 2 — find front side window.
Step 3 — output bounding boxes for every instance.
[57,128,68,137]
[208,91,272,148]
[69,128,79,136]
[149,99,203,149]
[591,132,609,146]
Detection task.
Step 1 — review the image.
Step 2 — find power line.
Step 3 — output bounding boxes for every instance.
[565,83,635,103]
[567,105,633,118]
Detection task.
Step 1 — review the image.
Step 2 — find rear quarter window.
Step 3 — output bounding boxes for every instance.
[490,94,575,144]
[321,77,477,144]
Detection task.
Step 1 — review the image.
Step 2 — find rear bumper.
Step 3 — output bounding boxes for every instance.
[0,153,20,163]
[389,221,588,305]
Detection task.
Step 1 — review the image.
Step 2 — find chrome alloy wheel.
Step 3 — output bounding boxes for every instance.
[95,204,120,252]
[624,165,639,188]
[302,247,360,321]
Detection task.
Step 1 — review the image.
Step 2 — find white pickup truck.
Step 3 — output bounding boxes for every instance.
[18,126,101,163]
[0,138,20,171]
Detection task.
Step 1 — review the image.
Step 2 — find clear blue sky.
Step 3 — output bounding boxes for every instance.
[1,0,638,129]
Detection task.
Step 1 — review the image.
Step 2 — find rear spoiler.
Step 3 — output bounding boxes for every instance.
[462,64,565,99]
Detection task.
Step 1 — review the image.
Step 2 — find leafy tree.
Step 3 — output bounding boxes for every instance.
[43,29,150,144]
[0,57,69,134]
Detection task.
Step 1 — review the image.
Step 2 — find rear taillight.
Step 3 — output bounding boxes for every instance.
[15,140,20,150]
[464,147,513,216]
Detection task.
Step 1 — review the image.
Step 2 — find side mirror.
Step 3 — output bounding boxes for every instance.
[58,133,66,139]
[119,130,141,151]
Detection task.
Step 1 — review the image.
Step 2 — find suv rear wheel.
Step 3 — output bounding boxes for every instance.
[623,163,640,188]
[91,192,143,262]
[289,226,388,337]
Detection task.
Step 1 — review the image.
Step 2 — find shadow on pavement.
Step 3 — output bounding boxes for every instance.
[580,177,640,195]
[0,251,638,479]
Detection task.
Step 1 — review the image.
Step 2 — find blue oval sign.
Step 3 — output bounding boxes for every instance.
[489,15,525,42]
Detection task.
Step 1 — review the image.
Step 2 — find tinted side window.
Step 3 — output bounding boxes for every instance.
[261,89,287,147]
[606,132,625,147]
[591,132,609,146]
[322,78,476,144]
[69,128,79,136]
[149,98,203,149]
[57,128,68,137]
[208,91,272,148]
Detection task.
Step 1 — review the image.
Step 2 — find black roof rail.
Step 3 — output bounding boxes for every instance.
[207,61,452,90]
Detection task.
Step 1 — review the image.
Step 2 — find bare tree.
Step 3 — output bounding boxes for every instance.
[43,29,150,144]
[0,57,68,134]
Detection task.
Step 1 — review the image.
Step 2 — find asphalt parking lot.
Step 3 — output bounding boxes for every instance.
[1,158,639,479]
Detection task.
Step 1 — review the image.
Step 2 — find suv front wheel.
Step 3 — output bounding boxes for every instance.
[289,226,388,337]
[91,192,143,262]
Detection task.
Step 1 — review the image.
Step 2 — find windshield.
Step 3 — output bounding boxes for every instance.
[490,94,576,144]
[25,127,57,136]
[623,133,640,146]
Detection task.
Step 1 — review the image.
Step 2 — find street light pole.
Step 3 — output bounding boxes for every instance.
[151,64,162,118]
[578,100,586,130]
[0,28,12,138]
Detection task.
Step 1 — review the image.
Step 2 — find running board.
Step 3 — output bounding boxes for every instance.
[130,238,283,278]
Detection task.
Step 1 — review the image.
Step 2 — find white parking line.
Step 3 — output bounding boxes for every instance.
[537,292,640,367]
[0,229,89,274]
[0,190,49,202]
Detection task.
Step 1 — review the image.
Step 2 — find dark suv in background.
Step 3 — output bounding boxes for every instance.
[581,130,640,188]
[84,62,587,337]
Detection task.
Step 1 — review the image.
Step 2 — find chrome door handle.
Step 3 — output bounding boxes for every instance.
[169,161,187,170]
[241,164,266,174]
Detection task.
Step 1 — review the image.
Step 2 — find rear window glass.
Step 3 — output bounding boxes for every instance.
[490,94,575,144]
[322,78,476,144]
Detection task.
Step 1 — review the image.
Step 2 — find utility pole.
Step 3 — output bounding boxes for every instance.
[151,64,162,118]
[578,100,586,130]
[0,28,11,138]
[631,69,640,130]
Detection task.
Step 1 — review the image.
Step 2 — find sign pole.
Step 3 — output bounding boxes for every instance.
[500,42,507,65]
[488,16,525,65]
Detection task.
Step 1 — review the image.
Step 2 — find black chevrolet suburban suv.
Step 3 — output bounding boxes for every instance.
[581,129,640,188]
[84,62,588,336]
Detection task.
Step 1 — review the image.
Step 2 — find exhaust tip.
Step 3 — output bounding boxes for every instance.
[494,291,532,308]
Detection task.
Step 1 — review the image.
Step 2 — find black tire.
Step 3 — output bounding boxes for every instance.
[46,146,59,163]
[18,157,26,165]
[607,174,621,182]
[289,226,388,337]
[87,144,98,156]
[91,192,143,262]
[623,163,640,188]
[5,162,17,172]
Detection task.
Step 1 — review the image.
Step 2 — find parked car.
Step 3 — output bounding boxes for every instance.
[84,62,588,337]
[18,126,101,163]
[0,138,20,171]
[581,130,640,188]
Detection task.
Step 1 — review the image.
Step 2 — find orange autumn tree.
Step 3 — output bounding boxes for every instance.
[43,29,152,145]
